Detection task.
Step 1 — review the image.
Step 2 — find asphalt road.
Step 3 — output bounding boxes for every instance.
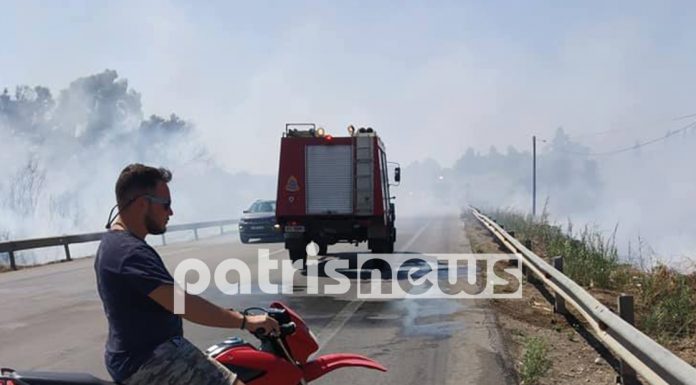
[0,215,516,385]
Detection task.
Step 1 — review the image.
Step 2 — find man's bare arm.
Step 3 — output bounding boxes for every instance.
[148,284,245,328]
[148,284,280,335]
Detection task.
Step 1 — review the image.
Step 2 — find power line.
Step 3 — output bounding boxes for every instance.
[673,112,696,121]
[572,127,632,138]
[568,112,696,139]
[560,120,696,157]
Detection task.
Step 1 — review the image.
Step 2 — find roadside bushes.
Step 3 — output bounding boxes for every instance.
[640,266,695,341]
[520,337,551,384]
[489,208,696,343]
[492,209,622,289]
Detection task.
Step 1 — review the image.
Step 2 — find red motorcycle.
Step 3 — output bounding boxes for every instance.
[0,302,387,385]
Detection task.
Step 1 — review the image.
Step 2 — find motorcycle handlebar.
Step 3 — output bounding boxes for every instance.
[253,321,296,339]
[281,322,296,335]
[243,307,295,339]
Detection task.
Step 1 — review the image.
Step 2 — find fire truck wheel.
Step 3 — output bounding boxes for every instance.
[384,240,394,253]
[370,238,394,254]
[368,239,378,253]
[289,247,306,266]
[369,240,383,253]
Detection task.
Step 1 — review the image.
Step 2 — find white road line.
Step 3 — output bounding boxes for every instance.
[268,248,286,257]
[400,219,432,252]
[314,220,432,353]
[314,300,363,351]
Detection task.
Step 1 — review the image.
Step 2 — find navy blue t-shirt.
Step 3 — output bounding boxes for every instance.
[94,230,183,382]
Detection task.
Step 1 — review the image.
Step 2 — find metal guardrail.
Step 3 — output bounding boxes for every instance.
[0,219,238,271]
[471,207,696,385]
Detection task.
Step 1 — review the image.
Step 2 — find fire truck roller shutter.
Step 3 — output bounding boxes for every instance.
[306,145,353,215]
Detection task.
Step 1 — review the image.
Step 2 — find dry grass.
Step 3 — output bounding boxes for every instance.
[482,208,696,344]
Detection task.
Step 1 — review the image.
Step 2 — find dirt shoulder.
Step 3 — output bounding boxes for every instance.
[465,213,631,384]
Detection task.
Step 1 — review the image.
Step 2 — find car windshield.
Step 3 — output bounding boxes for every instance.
[249,201,275,213]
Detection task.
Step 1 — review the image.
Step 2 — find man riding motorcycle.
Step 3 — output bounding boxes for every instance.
[95,163,279,385]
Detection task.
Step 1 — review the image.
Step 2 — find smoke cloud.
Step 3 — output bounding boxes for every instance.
[398,125,696,269]
[1,71,694,269]
[0,70,272,265]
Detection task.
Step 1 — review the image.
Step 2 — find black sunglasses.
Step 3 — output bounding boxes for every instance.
[105,194,171,229]
[145,195,172,210]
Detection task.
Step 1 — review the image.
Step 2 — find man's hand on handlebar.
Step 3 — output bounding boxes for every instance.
[243,314,280,336]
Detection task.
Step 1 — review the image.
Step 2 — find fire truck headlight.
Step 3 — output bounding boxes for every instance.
[316,127,325,137]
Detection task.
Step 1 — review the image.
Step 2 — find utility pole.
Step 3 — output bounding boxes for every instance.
[532,135,537,217]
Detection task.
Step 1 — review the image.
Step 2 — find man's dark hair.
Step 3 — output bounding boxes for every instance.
[115,164,172,210]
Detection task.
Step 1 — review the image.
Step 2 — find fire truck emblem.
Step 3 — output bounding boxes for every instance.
[285,176,300,192]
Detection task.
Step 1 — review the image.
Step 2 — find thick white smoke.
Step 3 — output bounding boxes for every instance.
[0,70,273,265]
[397,126,696,269]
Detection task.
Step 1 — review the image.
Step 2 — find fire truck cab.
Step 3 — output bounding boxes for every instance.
[275,123,400,264]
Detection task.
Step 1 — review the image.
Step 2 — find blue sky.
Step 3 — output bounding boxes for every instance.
[2,0,696,174]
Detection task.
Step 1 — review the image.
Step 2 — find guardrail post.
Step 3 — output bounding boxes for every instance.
[618,294,638,385]
[161,234,167,246]
[9,250,17,270]
[193,228,199,241]
[521,240,529,276]
[522,240,537,284]
[506,230,519,267]
[63,242,72,261]
[552,256,566,315]
[523,239,532,250]
[507,232,519,267]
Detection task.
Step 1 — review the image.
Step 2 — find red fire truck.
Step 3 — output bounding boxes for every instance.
[275,123,400,264]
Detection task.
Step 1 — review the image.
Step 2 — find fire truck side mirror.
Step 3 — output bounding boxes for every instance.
[394,167,401,183]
